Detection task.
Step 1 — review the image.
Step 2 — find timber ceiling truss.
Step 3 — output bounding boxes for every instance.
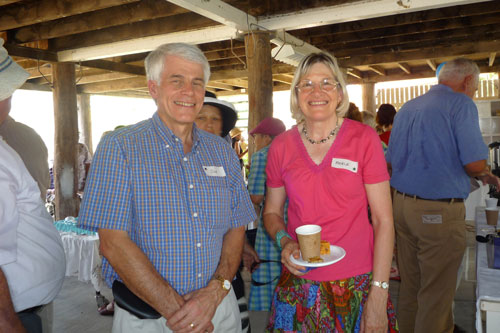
[1,0,500,97]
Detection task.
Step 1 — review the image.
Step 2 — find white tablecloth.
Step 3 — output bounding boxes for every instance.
[59,232,103,291]
[475,206,500,333]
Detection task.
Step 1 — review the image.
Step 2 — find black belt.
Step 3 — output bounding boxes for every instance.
[395,190,464,203]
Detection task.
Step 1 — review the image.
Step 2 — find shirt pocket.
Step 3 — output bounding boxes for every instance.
[196,173,232,231]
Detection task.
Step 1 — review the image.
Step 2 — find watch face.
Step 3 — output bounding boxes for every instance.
[223,280,231,290]
[382,282,389,289]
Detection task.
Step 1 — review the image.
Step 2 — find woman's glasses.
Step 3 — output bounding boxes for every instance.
[296,78,340,93]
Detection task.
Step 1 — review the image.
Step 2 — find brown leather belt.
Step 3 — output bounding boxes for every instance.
[395,190,464,203]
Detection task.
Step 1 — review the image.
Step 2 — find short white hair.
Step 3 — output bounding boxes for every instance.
[438,58,479,84]
[145,43,210,86]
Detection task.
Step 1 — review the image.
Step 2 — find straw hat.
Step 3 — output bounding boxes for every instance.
[230,127,243,138]
[0,38,30,101]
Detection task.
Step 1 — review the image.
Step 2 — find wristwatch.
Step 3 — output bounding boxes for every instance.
[213,275,231,292]
[371,280,389,290]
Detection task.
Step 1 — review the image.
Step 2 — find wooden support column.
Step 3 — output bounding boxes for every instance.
[362,83,376,115]
[245,31,273,157]
[53,62,79,220]
[78,93,93,155]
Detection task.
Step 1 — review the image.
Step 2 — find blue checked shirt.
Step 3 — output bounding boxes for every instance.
[78,113,256,295]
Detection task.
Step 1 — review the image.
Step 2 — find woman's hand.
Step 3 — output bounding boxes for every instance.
[360,286,388,332]
[280,238,308,276]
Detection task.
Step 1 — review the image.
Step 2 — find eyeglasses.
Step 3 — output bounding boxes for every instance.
[250,259,281,286]
[295,78,340,93]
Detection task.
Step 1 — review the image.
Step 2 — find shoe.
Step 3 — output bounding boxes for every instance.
[95,293,110,309]
[98,301,114,316]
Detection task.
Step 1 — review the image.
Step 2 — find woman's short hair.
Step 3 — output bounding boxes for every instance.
[290,52,350,122]
[145,43,210,86]
[438,58,479,85]
[376,104,397,127]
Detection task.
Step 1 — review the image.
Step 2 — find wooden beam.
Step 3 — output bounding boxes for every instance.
[206,81,235,91]
[52,13,218,51]
[13,0,189,43]
[0,0,140,31]
[80,60,145,76]
[77,76,147,93]
[339,40,500,67]
[347,68,363,79]
[258,0,492,31]
[220,78,248,89]
[52,62,79,220]
[245,31,274,156]
[397,62,412,74]
[490,53,497,66]
[4,43,57,62]
[272,74,293,84]
[426,59,437,71]
[367,65,386,76]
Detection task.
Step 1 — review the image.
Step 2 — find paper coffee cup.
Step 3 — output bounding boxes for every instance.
[485,208,499,226]
[486,198,498,208]
[295,224,321,261]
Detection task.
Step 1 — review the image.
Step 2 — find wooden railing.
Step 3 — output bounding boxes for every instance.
[376,79,499,110]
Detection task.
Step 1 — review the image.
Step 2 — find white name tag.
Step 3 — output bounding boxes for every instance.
[331,158,358,173]
[203,166,226,177]
[422,215,442,224]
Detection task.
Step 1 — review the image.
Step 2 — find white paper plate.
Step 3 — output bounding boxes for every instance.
[290,245,346,268]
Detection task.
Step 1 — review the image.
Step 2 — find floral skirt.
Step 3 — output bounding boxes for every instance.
[266,269,399,332]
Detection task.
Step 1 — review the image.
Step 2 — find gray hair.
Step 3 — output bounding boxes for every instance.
[290,52,350,122]
[438,58,479,84]
[145,43,210,86]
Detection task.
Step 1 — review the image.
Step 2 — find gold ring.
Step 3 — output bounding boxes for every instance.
[190,323,195,328]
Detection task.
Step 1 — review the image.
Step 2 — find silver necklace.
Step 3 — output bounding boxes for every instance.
[302,121,339,144]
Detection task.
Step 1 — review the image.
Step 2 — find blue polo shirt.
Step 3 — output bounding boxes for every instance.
[386,84,487,199]
[78,112,256,294]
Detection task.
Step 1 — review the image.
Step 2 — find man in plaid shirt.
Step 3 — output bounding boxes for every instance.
[79,43,256,333]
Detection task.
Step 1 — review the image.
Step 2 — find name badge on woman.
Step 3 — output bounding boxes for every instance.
[331,158,358,173]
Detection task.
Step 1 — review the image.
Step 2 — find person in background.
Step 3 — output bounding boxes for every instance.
[376,103,397,146]
[196,91,237,141]
[245,117,287,333]
[361,111,377,130]
[195,91,251,333]
[77,143,92,193]
[263,52,398,332]
[0,44,66,332]
[386,58,500,332]
[0,38,49,199]
[231,127,248,172]
[79,42,256,333]
[345,102,363,122]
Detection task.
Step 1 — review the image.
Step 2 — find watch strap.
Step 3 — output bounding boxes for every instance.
[275,229,292,251]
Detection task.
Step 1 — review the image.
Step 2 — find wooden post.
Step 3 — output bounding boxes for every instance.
[78,93,93,155]
[362,82,376,115]
[53,62,79,220]
[245,31,274,157]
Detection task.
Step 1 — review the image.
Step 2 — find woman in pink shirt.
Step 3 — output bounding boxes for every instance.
[263,52,398,332]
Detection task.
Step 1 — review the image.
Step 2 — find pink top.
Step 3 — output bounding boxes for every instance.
[266,119,389,281]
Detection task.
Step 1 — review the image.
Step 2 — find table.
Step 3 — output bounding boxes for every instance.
[475,206,500,333]
[59,232,104,292]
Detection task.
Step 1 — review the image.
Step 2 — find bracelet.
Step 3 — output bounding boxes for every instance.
[275,229,292,251]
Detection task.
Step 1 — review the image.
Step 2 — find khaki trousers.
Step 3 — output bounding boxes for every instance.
[393,191,465,333]
[112,288,241,333]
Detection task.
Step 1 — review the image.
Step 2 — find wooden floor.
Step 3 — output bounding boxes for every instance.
[52,226,478,332]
